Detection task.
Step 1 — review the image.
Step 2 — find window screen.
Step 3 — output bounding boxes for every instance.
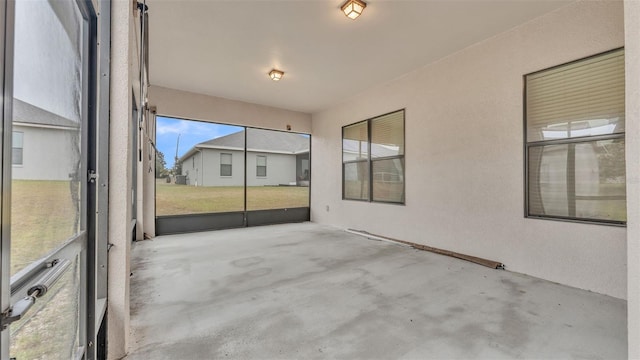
[220,153,232,176]
[342,110,405,204]
[525,49,625,224]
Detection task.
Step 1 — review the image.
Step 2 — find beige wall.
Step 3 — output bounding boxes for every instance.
[625,0,640,357]
[311,1,627,299]
[149,85,312,133]
[108,0,138,358]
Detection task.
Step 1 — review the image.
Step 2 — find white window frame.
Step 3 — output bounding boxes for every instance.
[256,155,267,177]
[220,153,232,177]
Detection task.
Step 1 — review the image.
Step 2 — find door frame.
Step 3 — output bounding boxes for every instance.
[0,0,108,358]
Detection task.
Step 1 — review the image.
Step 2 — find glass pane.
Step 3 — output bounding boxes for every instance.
[344,162,369,201]
[246,128,310,211]
[11,0,84,275]
[371,110,404,158]
[12,148,23,165]
[372,158,405,203]
[220,154,232,176]
[155,117,245,215]
[526,49,625,142]
[528,139,625,222]
[12,131,23,147]
[343,121,368,162]
[10,256,80,359]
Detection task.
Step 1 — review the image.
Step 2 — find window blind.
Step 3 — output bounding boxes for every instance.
[526,49,624,142]
[343,121,368,162]
[371,111,404,158]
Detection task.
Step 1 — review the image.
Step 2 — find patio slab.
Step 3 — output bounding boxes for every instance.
[125,222,626,359]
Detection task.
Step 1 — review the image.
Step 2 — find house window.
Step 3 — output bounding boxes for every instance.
[525,48,625,224]
[256,155,267,177]
[12,131,23,165]
[220,153,232,176]
[342,109,405,204]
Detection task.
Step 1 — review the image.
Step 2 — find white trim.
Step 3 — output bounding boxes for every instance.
[13,121,79,131]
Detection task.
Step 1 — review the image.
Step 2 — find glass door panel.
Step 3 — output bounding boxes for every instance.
[10,256,80,359]
[246,128,310,211]
[9,0,87,358]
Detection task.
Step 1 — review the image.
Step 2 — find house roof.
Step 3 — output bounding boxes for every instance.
[13,98,79,129]
[179,129,310,163]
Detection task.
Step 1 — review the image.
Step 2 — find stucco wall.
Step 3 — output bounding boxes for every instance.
[12,126,78,181]
[149,85,312,134]
[182,149,298,187]
[625,0,640,357]
[108,0,137,358]
[182,150,203,186]
[201,149,244,186]
[246,151,297,186]
[311,1,626,299]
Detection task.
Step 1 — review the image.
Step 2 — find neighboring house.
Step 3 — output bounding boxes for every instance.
[178,129,310,187]
[12,98,80,181]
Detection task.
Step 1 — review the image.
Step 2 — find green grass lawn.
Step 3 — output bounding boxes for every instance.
[11,180,79,275]
[156,181,310,216]
[10,180,80,359]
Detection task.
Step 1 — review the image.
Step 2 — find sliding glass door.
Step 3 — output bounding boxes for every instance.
[1,0,101,358]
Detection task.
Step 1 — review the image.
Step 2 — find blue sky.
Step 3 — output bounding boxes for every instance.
[156,116,242,168]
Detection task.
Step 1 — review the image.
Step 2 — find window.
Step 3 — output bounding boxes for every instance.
[525,49,625,224]
[342,109,405,204]
[220,153,232,176]
[12,131,23,165]
[256,155,267,177]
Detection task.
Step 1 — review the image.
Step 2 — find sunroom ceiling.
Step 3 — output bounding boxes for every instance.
[148,0,572,114]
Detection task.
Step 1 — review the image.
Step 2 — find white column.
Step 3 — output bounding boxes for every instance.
[108,0,135,357]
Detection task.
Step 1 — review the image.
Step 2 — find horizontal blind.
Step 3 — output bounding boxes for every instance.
[371,110,404,158]
[526,49,624,142]
[343,121,368,141]
[343,121,368,162]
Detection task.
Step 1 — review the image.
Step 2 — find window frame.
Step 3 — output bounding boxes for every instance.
[342,109,405,205]
[523,48,626,226]
[220,152,232,177]
[256,155,267,177]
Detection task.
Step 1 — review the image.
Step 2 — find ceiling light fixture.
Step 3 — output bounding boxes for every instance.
[269,69,284,81]
[341,0,366,20]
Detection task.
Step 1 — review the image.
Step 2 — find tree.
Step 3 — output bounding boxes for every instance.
[155,150,169,178]
[173,161,182,177]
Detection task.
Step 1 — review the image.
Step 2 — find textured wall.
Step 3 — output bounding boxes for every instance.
[108,0,136,358]
[182,149,298,187]
[149,86,312,134]
[311,1,626,299]
[625,0,640,357]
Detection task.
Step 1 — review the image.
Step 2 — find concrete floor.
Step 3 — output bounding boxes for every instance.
[125,222,626,359]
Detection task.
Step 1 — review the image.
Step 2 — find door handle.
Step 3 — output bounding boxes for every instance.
[1,259,71,330]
